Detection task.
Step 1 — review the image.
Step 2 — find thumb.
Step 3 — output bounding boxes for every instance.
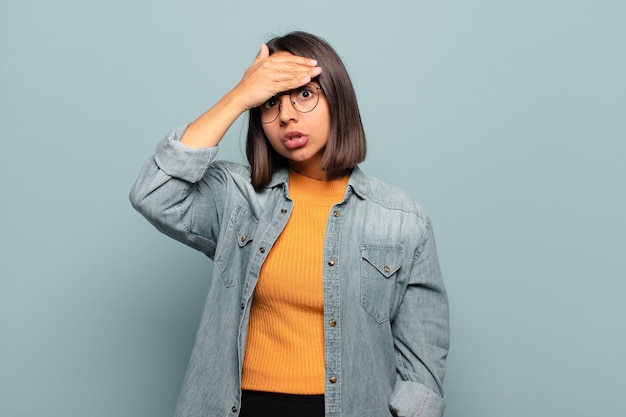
[254,44,269,62]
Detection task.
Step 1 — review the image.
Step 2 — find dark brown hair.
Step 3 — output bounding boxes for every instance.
[246,31,367,190]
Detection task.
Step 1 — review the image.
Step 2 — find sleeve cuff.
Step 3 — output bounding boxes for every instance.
[389,380,445,417]
[153,124,219,183]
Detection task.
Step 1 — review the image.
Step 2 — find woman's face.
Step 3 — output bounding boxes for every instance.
[261,60,332,179]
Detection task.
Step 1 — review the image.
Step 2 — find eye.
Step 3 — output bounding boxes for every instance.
[262,97,278,109]
[296,86,316,101]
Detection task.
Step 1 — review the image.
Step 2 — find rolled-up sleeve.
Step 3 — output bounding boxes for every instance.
[129,124,223,258]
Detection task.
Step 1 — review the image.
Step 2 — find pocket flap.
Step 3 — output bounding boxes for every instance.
[360,245,402,278]
[231,207,257,248]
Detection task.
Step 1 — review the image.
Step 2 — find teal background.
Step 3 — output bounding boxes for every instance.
[1,0,624,416]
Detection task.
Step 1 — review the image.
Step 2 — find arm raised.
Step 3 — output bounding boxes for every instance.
[180,44,322,149]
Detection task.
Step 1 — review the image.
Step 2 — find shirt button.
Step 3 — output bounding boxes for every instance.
[384,265,390,273]
[240,303,245,310]
[259,247,265,254]
[231,406,238,413]
[329,319,337,327]
[328,259,335,266]
[329,376,337,383]
[241,235,247,242]
[281,208,287,214]
[333,210,340,217]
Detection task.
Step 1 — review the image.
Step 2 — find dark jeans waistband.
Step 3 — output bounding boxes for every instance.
[239,390,324,417]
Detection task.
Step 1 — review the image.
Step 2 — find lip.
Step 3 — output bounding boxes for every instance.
[282,130,309,150]
[282,130,307,142]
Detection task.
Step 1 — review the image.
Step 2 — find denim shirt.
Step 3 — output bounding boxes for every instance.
[129,124,449,417]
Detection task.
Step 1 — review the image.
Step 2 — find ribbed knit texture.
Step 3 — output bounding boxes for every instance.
[241,170,349,394]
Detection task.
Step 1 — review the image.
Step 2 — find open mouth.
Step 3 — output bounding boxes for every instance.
[283,132,308,149]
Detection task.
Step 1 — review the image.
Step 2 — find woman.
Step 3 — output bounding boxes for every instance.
[130,31,449,417]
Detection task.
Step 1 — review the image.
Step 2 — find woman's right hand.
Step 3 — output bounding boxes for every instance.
[180,45,321,149]
[230,44,322,111]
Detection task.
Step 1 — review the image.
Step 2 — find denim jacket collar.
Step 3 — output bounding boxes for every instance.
[265,166,367,201]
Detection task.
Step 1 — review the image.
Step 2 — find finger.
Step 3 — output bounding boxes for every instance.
[271,64,322,82]
[292,66,322,85]
[267,52,318,67]
[266,69,323,95]
[310,65,323,77]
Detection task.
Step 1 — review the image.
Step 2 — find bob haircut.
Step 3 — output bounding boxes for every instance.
[246,31,367,190]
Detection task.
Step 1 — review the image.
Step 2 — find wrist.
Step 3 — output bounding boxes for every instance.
[224,86,253,114]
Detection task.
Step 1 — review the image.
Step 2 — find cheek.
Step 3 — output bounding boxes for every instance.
[317,107,332,138]
[261,124,277,141]
[261,124,272,139]
[317,99,332,129]
[261,125,282,149]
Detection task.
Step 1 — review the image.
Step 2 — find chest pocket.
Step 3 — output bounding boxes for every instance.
[214,206,258,287]
[360,244,402,323]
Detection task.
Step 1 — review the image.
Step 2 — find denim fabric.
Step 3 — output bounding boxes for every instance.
[129,124,449,417]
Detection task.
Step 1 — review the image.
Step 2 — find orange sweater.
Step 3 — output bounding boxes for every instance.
[241,171,348,394]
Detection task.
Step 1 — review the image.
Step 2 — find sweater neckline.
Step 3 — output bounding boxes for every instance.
[288,170,349,205]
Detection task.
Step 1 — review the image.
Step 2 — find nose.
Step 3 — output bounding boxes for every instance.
[277,94,298,123]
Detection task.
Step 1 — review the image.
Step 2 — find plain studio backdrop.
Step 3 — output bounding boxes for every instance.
[1,1,624,416]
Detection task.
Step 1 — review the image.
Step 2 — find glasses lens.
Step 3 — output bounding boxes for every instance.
[291,84,320,113]
[259,84,321,123]
[260,97,279,123]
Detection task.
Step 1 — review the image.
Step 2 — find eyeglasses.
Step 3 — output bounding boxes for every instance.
[259,83,323,124]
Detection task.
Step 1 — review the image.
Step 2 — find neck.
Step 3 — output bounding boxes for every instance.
[288,164,348,181]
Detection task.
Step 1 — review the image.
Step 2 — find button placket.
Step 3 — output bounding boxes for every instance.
[323,203,344,413]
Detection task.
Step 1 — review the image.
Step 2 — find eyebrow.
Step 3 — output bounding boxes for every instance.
[272,83,322,98]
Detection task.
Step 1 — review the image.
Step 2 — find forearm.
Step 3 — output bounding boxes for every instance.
[181,90,248,149]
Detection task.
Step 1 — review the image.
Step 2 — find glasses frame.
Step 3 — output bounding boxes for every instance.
[259,83,323,124]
